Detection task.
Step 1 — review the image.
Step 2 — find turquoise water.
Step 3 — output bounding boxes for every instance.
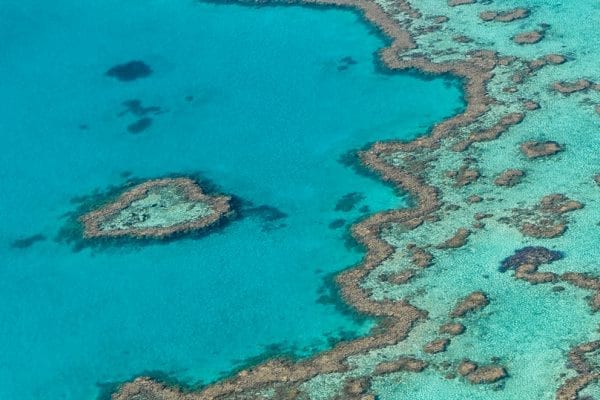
[0,1,463,399]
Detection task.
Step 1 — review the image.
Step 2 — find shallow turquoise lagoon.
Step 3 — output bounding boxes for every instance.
[0,1,463,399]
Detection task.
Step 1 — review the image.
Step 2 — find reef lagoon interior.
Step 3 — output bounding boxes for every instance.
[0,1,465,399]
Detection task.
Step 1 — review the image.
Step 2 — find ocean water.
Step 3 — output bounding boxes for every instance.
[0,1,464,399]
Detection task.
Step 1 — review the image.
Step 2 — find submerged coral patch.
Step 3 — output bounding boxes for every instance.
[503,194,583,238]
[494,169,525,187]
[127,117,153,134]
[105,60,152,81]
[479,8,529,23]
[520,140,563,159]
[512,30,544,45]
[10,234,46,249]
[119,100,163,117]
[500,246,563,272]
[337,56,358,71]
[335,192,366,212]
[457,360,507,384]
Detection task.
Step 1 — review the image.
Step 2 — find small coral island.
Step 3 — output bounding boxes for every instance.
[80,178,231,239]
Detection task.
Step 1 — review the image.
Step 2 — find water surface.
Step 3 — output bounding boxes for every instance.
[0,1,464,399]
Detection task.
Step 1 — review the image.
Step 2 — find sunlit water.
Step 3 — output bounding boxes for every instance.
[0,1,464,398]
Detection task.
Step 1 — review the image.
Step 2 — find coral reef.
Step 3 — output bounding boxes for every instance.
[406,244,434,268]
[80,178,232,239]
[552,80,596,94]
[436,228,471,249]
[109,0,600,398]
[374,357,428,374]
[479,8,529,23]
[520,141,563,159]
[500,246,563,272]
[494,169,525,187]
[503,194,583,238]
[512,30,544,45]
[557,342,600,400]
[439,322,465,335]
[423,338,450,353]
[449,291,489,318]
[457,360,507,384]
[448,0,474,6]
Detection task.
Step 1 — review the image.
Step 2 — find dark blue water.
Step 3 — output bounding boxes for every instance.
[0,1,463,398]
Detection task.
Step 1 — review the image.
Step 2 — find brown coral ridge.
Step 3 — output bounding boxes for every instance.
[80,178,232,239]
[502,248,600,312]
[110,0,532,399]
[374,357,428,374]
[520,140,563,159]
[450,291,490,318]
[556,341,600,400]
[439,322,466,336]
[514,263,557,284]
[406,244,434,268]
[500,246,563,272]
[552,79,599,95]
[446,164,480,186]
[452,112,524,152]
[457,360,507,384]
[436,228,471,249]
[494,169,525,187]
[561,272,600,311]
[448,0,475,6]
[506,194,583,239]
[480,8,529,23]
[513,30,544,45]
[510,54,566,86]
[386,268,416,284]
[424,338,451,354]
[523,100,540,110]
[501,246,563,284]
[336,378,375,400]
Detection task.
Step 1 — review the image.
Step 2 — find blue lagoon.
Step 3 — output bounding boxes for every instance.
[0,1,463,399]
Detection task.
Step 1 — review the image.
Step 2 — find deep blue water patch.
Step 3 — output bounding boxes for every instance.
[0,1,464,399]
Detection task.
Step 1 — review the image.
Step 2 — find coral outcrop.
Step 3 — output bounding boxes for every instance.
[80,178,232,239]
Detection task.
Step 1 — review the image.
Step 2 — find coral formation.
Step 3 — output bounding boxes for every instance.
[374,357,428,374]
[457,360,507,384]
[108,0,600,398]
[423,338,450,353]
[10,234,46,249]
[512,30,544,45]
[500,246,563,272]
[105,60,152,81]
[439,322,465,335]
[520,141,563,159]
[436,228,471,249]
[449,291,489,318]
[503,194,583,238]
[494,169,525,187]
[479,8,529,23]
[80,178,232,239]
